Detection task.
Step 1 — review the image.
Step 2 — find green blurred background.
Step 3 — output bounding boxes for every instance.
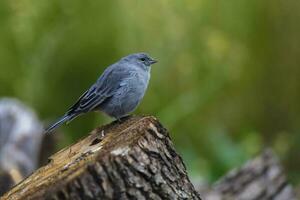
[0,0,300,184]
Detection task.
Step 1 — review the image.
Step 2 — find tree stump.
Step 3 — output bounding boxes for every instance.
[1,116,201,200]
[202,149,296,200]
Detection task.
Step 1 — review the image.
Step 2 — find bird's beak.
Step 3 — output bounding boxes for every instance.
[149,59,158,65]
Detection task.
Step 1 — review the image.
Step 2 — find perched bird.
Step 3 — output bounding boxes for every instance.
[45,53,157,133]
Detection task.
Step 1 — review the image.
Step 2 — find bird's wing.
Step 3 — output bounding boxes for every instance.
[66,64,130,114]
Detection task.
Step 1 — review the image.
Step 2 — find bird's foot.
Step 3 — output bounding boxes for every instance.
[117,115,132,123]
[114,115,132,124]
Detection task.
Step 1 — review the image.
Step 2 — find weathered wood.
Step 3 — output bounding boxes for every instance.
[2,116,200,200]
[201,149,296,200]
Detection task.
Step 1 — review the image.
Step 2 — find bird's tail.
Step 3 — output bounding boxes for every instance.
[45,113,76,134]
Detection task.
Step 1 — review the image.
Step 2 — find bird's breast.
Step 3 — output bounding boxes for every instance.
[125,69,149,88]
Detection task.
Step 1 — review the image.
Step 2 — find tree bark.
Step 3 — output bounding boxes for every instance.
[1,116,201,200]
[201,149,296,200]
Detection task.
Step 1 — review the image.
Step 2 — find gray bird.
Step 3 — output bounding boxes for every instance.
[46,53,157,133]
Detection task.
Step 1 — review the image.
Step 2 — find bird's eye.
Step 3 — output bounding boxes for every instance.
[140,58,146,62]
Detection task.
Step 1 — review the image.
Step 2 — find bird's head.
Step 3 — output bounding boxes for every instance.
[122,53,157,70]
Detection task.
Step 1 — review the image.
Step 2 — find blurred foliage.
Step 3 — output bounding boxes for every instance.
[0,0,300,184]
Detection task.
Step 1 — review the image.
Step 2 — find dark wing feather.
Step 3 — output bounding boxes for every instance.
[66,64,130,115]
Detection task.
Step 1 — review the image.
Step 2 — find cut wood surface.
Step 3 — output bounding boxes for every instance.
[2,116,201,200]
[201,149,296,200]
